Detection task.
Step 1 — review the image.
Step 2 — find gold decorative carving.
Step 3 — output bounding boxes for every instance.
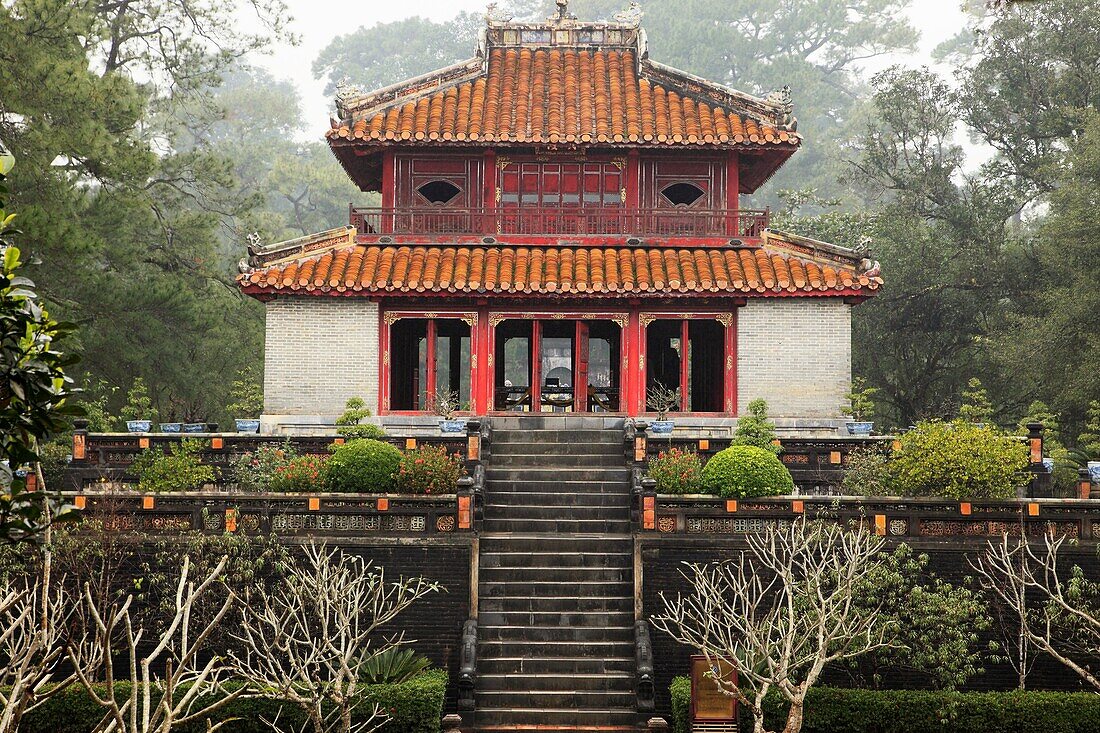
[612,157,627,170]
[726,354,734,371]
[715,312,733,328]
[488,353,494,368]
[460,313,478,327]
[471,354,478,369]
[384,312,403,325]
[639,354,646,370]
[620,188,627,203]
[489,313,507,327]
[639,314,657,328]
[613,314,629,328]
[495,187,502,203]
[424,312,438,319]
[383,351,390,367]
[497,157,512,169]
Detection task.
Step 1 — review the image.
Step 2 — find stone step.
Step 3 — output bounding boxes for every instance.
[479,595,633,613]
[477,672,634,692]
[484,481,631,496]
[478,656,635,676]
[479,639,635,659]
[482,518,632,533]
[476,690,637,709]
[490,453,627,468]
[481,579,632,597]
[480,551,632,569]
[478,610,635,627]
[490,440,625,456]
[491,427,623,443]
[485,491,631,507]
[479,534,632,553]
[481,565,632,583]
[480,624,634,643]
[486,467,631,482]
[484,505,630,521]
[474,707,639,727]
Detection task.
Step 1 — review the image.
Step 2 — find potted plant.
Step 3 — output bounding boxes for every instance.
[433,390,465,434]
[226,367,264,433]
[120,378,155,433]
[158,421,182,433]
[842,377,879,436]
[646,383,681,435]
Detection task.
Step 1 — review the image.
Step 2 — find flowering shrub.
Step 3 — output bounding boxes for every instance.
[327,438,403,492]
[396,445,462,495]
[269,454,329,492]
[647,448,703,494]
[889,420,1029,499]
[231,443,298,492]
[700,445,794,498]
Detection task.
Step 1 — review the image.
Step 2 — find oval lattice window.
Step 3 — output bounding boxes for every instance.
[660,182,706,207]
[416,180,462,205]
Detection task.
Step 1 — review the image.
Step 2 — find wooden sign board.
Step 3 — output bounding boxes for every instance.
[690,655,737,722]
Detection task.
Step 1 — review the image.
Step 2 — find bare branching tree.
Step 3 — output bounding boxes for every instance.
[651,518,894,733]
[67,555,241,733]
[0,570,73,733]
[973,532,1100,691]
[229,543,442,733]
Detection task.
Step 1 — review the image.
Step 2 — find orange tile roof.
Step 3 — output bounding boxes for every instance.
[328,49,798,148]
[239,241,879,298]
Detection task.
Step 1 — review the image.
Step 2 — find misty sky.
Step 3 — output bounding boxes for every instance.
[253,0,969,141]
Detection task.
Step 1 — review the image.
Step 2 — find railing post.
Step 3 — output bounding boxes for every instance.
[458,619,478,711]
[1081,468,1096,501]
[1027,422,1051,499]
[635,620,655,712]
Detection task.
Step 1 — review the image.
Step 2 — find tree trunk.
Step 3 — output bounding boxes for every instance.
[782,696,805,733]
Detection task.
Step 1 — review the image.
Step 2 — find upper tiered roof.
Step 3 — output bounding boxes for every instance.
[327,2,800,190]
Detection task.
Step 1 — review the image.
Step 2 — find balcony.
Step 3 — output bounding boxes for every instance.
[349,205,770,239]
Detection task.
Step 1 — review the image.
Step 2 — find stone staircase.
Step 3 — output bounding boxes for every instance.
[476,419,637,731]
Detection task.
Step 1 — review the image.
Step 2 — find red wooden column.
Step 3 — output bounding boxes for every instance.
[725,150,740,236]
[723,312,738,415]
[626,150,641,231]
[378,309,391,413]
[625,309,643,417]
[473,306,491,414]
[484,149,497,233]
[679,319,690,412]
[530,320,542,414]
[424,318,438,411]
[381,150,396,234]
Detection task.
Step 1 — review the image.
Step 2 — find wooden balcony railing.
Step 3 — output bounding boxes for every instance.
[349,205,770,239]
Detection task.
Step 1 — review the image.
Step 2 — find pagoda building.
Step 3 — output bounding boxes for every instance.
[238,3,882,433]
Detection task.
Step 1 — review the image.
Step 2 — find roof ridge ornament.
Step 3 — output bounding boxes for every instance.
[613,2,644,27]
[485,2,513,24]
[550,0,576,24]
[334,76,364,117]
[765,85,796,130]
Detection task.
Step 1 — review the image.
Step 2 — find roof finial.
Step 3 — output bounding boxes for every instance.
[552,0,575,22]
[485,2,512,23]
[613,2,643,26]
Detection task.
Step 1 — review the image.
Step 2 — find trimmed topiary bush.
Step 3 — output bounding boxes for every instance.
[326,438,403,492]
[20,671,447,733]
[669,675,691,733]
[700,444,794,498]
[647,448,703,494]
[889,420,1029,499]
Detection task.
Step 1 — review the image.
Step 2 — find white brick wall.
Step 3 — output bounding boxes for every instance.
[737,299,851,418]
[263,298,379,419]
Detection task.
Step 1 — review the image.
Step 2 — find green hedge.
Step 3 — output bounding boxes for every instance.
[670,675,691,733]
[669,682,1100,733]
[21,670,447,733]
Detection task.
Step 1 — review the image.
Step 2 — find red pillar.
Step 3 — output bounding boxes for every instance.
[726,150,740,237]
[474,306,491,415]
[724,311,738,415]
[381,150,396,234]
[484,149,497,233]
[626,308,642,417]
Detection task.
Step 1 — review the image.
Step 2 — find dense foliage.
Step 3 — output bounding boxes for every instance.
[19,671,448,733]
[670,682,1100,733]
[269,454,329,492]
[0,173,82,542]
[327,439,404,492]
[129,439,216,493]
[647,447,704,494]
[231,443,300,492]
[888,421,1029,499]
[700,445,794,498]
[395,444,462,495]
